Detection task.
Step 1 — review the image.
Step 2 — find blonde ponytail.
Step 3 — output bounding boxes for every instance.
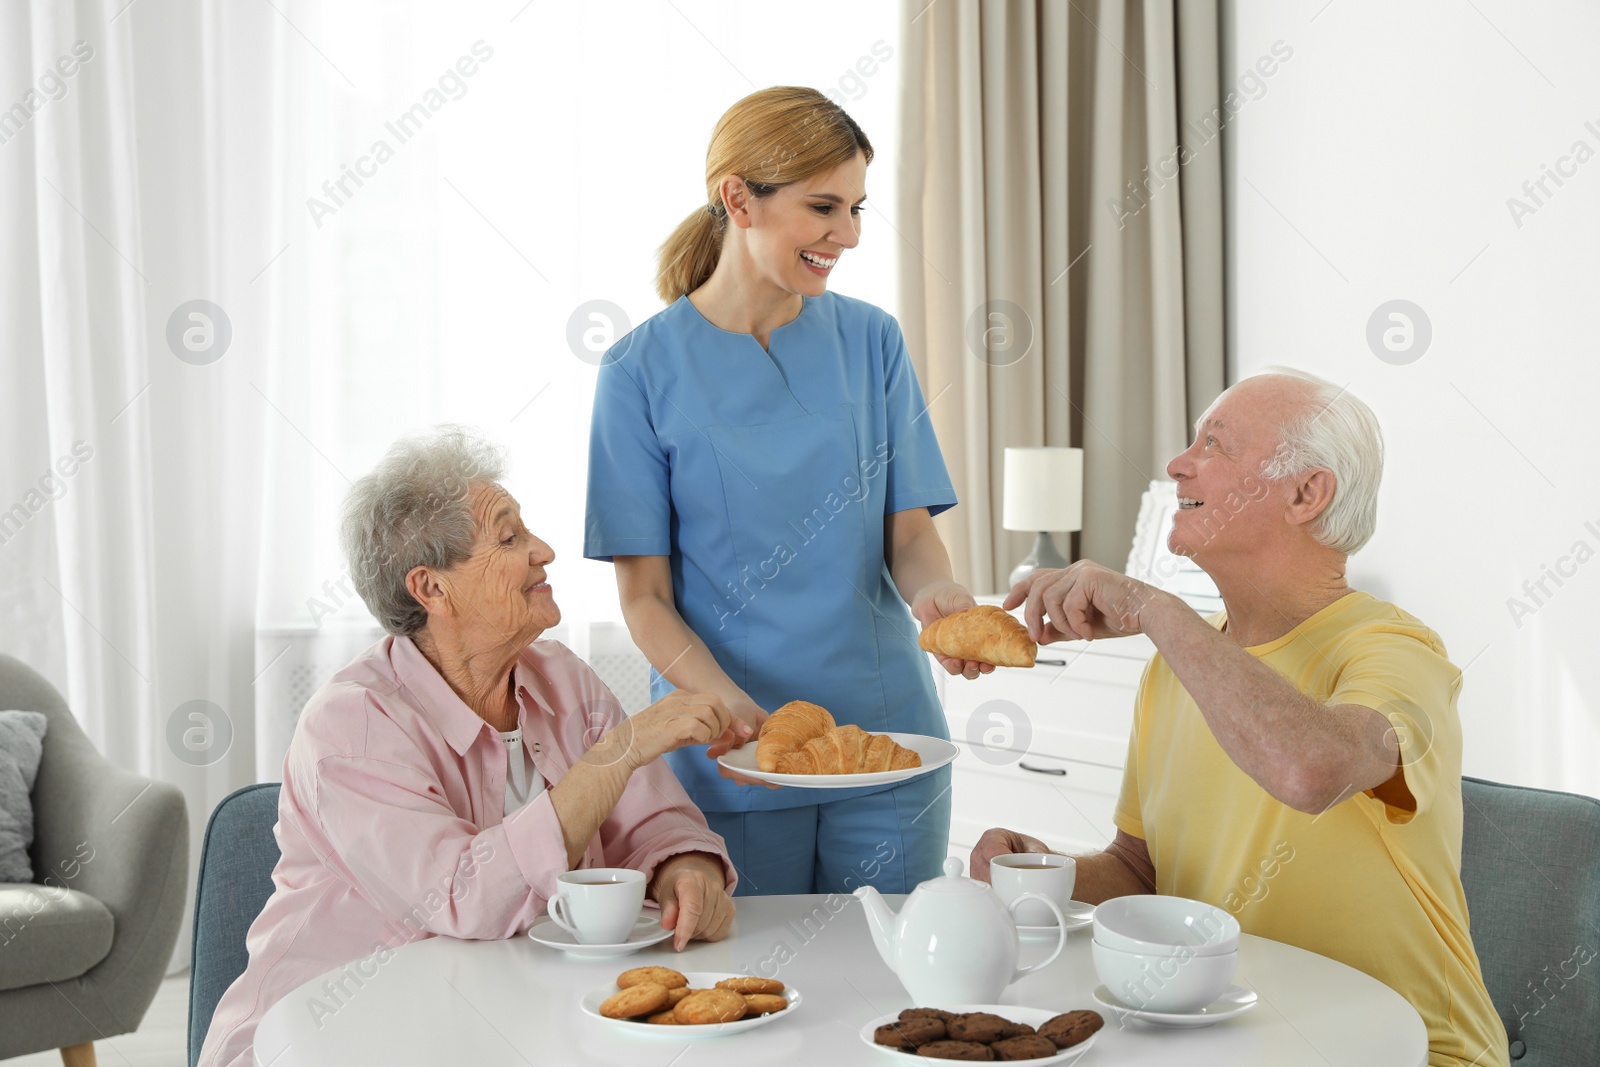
[656,204,726,304]
[653,86,874,305]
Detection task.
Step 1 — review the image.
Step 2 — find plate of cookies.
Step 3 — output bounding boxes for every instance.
[862,1005,1102,1063]
[582,967,799,1037]
[720,701,958,788]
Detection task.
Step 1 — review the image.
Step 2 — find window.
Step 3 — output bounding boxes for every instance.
[255,0,904,634]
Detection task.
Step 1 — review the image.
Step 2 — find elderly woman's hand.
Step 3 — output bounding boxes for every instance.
[650,852,735,950]
[614,690,738,771]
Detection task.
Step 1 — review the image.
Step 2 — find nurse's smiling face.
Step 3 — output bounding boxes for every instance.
[736,151,867,297]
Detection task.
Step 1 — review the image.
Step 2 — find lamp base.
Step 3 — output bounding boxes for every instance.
[1008,531,1070,590]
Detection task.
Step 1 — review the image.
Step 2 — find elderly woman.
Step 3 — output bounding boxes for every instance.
[200,428,742,1067]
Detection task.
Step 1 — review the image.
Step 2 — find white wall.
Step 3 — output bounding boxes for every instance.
[1224,0,1600,796]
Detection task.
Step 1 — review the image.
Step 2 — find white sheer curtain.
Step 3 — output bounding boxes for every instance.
[1,0,280,971]
[2,0,901,969]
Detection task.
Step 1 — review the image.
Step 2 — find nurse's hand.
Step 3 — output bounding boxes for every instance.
[707,697,780,790]
[912,581,996,680]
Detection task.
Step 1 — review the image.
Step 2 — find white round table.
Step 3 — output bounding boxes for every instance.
[253,894,1427,1066]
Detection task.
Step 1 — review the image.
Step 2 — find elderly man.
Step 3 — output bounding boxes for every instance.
[201,428,745,1067]
[973,370,1506,1067]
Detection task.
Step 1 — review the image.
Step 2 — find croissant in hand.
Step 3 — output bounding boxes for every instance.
[918,604,1038,668]
[756,701,921,775]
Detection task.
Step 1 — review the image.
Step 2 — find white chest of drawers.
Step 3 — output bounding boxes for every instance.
[933,608,1157,866]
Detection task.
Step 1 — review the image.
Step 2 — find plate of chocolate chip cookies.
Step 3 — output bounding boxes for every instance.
[582,966,800,1038]
[862,1005,1102,1062]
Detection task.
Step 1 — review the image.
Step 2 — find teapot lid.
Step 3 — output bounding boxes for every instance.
[919,856,988,894]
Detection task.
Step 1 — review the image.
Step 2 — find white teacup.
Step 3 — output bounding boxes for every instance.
[990,852,1077,927]
[548,868,646,945]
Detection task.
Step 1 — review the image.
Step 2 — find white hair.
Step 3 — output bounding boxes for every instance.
[1251,367,1384,556]
[340,426,508,636]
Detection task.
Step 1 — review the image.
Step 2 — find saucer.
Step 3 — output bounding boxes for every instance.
[1091,983,1258,1027]
[1016,901,1095,938]
[527,912,672,959]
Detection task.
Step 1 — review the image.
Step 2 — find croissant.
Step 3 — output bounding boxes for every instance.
[756,701,835,772]
[756,701,921,775]
[917,605,1037,668]
[778,724,922,775]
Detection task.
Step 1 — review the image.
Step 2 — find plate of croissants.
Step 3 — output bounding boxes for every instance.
[718,701,959,788]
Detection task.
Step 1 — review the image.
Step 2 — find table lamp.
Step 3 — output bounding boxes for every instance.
[1003,446,1084,589]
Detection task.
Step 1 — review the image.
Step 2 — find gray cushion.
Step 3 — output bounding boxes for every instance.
[0,711,48,882]
[0,883,114,991]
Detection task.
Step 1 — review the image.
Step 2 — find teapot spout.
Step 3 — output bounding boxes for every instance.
[853,885,898,968]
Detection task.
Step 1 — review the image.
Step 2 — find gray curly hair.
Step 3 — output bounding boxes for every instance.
[340,426,508,636]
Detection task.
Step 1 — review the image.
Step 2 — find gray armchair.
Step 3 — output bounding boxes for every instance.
[0,653,189,1067]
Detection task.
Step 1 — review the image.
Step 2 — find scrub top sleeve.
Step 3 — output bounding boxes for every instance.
[585,360,672,562]
[880,315,957,518]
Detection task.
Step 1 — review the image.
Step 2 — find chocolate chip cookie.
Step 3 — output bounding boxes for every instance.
[947,1012,1013,1044]
[874,1016,947,1048]
[916,1040,995,1060]
[990,1034,1059,1060]
[1037,1009,1104,1049]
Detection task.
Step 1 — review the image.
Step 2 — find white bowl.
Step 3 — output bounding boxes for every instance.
[1091,939,1238,1014]
[1093,895,1239,956]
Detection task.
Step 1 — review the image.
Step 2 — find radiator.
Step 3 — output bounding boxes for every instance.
[253,622,654,781]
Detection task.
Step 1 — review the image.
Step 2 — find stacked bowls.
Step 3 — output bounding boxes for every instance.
[1090,896,1239,1013]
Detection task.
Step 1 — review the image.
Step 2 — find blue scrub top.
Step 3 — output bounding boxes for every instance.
[584,292,957,812]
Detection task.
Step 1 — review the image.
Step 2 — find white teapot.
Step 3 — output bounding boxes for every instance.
[855,857,1067,1005]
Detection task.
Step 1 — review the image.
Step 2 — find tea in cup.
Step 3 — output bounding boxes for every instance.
[548,868,646,944]
[990,852,1077,927]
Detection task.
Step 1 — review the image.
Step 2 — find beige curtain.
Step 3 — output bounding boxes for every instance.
[897,0,1226,593]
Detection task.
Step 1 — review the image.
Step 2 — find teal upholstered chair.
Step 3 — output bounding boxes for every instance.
[187,783,281,1067]
[1460,776,1600,1065]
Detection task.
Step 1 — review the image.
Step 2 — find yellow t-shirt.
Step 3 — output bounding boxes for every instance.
[1115,591,1507,1067]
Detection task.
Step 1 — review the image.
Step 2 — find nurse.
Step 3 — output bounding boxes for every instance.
[585,86,988,895]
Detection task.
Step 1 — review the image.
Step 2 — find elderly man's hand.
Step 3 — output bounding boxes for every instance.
[912,579,996,680]
[619,691,738,771]
[651,852,735,951]
[1003,561,1168,644]
[970,827,1058,884]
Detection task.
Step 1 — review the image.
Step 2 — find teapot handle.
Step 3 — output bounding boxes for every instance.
[1009,893,1069,981]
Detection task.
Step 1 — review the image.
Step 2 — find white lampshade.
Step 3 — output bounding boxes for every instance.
[1003,447,1083,532]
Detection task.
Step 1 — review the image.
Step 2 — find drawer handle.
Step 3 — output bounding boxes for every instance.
[1035,658,1066,666]
[1019,761,1067,777]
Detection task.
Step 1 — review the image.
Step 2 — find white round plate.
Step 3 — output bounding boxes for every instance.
[717,733,958,788]
[859,1004,1098,1064]
[527,912,671,959]
[1017,901,1096,938]
[1091,983,1258,1027]
[580,971,801,1037]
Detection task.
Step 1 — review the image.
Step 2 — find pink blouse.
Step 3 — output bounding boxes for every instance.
[199,635,734,1067]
